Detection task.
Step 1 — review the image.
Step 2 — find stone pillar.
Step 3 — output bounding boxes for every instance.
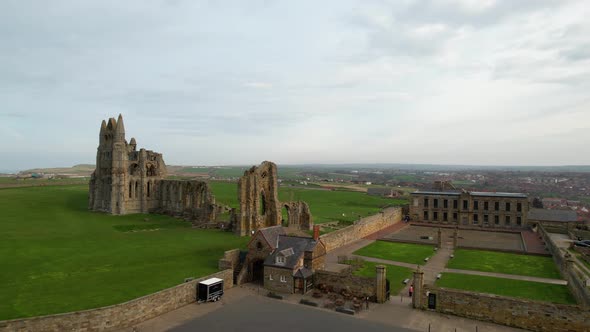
[412,266,424,309]
[437,228,442,248]
[453,227,458,248]
[375,265,387,303]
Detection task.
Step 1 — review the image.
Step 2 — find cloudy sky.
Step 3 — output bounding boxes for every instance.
[1,0,589,172]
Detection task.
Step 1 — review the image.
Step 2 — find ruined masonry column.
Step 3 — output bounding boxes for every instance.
[375,265,387,303]
[453,227,459,248]
[412,266,424,309]
[437,227,442,248]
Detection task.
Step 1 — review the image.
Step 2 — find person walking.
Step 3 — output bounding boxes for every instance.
[409,284,414,298]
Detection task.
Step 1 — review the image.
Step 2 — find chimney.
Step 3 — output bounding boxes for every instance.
[313,225,320,241]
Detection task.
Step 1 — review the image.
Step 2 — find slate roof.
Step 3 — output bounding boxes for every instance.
[528,208,577,222]
[264,235,320,270]
[411,190,527,198]
[258,225,286,250]
[294,267,313,279]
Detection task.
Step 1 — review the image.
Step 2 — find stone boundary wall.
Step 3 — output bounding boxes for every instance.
[218,248,241,270]
[0,269,233,332]
[419,285,590,332]
[379,238,436,246]
[315,269,375,298]
[539,224,590,306]
[320,207,402,252]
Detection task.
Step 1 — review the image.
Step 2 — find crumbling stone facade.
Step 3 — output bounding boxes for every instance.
[88,115,216,224]
[236,161,282,236]
[282,201,313,231]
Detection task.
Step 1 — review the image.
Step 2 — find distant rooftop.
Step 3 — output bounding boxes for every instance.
[528,208,577,222]
[412,190,527,198]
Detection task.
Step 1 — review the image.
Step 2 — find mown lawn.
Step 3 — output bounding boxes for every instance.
[436,273,576,304]
[353,241,435,265]
[447,249,562,279]
[352,261,413,295]
[0,185,249,320]
[209,181,406,225]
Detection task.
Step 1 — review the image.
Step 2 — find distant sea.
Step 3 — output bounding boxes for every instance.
[0,169,18,174]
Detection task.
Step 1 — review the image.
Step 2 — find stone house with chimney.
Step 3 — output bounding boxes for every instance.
[238,225,326,294]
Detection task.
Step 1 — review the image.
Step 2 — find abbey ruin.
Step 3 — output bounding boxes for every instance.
[89,115,312,234]
[88,115,217,222]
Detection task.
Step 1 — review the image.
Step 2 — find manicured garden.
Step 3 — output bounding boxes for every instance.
[0,185,249,320]
[436,273,576,304]
[447,249,562,279]
[353,241,435,265]
[351,261,413,295]
[209,181,405,225]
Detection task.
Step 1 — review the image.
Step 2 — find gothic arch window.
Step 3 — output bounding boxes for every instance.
[147,182,151,198]
[146,164,157,177]
[129,164,140,176]
[135,181,139,198]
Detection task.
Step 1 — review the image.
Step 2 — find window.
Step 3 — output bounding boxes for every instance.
[483,215,489,224]
[443,212,448,221]
[506,202,511,212]
[453,200,458,209]
[494,215,499,225]
[517,203,522,212]
[424,211,429,220]
[433,199,439,208]
[424,198,429,207]
[453,213,458,221]
[473,200,479,210]
[494,202,499,211]
[463,200,468,209]
[280,275,287,283]
[505,216,511,225]
[517,217,522,226]
[484,201,489,210]
[443,199,448,208]
[473,214,479,224]
[413,198,419,207]
[433,212,438,221]
[276,256,286,264]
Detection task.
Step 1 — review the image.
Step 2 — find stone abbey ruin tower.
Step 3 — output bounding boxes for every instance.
[88,115,216,222]
[89,115,312,234]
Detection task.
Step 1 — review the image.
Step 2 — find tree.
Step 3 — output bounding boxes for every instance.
[532,197,544,208]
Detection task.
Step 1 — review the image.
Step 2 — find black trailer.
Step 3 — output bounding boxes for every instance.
[197,277,224,303]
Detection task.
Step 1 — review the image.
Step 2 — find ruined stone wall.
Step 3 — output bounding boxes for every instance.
[0,269,233,332]
[282,201,313,231]
[158,180,216,225]
[320,207,402,252]
[236,161,281,236]
[314,269,375,298]
[419,285,590,332]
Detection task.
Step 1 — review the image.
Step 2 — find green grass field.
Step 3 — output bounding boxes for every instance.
[436,273,575,304]
[0,185,248,320]
[352,261,413,295]
[209,181,406,225]
[353,241,435,265]
[447,249,562,279]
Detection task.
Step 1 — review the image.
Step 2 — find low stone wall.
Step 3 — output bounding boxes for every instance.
[0,269,233,332]
[539,224,590,306]
[315,269,375,298]
[320,207,402,252]
[419,286,590,332]
[218,248,241,270]
[456,245,550,257]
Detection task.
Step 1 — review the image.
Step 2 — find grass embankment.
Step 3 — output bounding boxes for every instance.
[353,241,435,265]
[209,181,406,225]
[448,249,562,279]
[436,273,576,304]
[352,261,413,295]
[0,185,248,320]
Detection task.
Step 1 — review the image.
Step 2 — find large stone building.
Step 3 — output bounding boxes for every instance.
[410,188,529,228]
[88,115,216,222]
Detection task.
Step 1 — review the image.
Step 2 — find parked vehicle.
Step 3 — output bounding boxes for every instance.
[573,240,590,248]
[197,277,224,303]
